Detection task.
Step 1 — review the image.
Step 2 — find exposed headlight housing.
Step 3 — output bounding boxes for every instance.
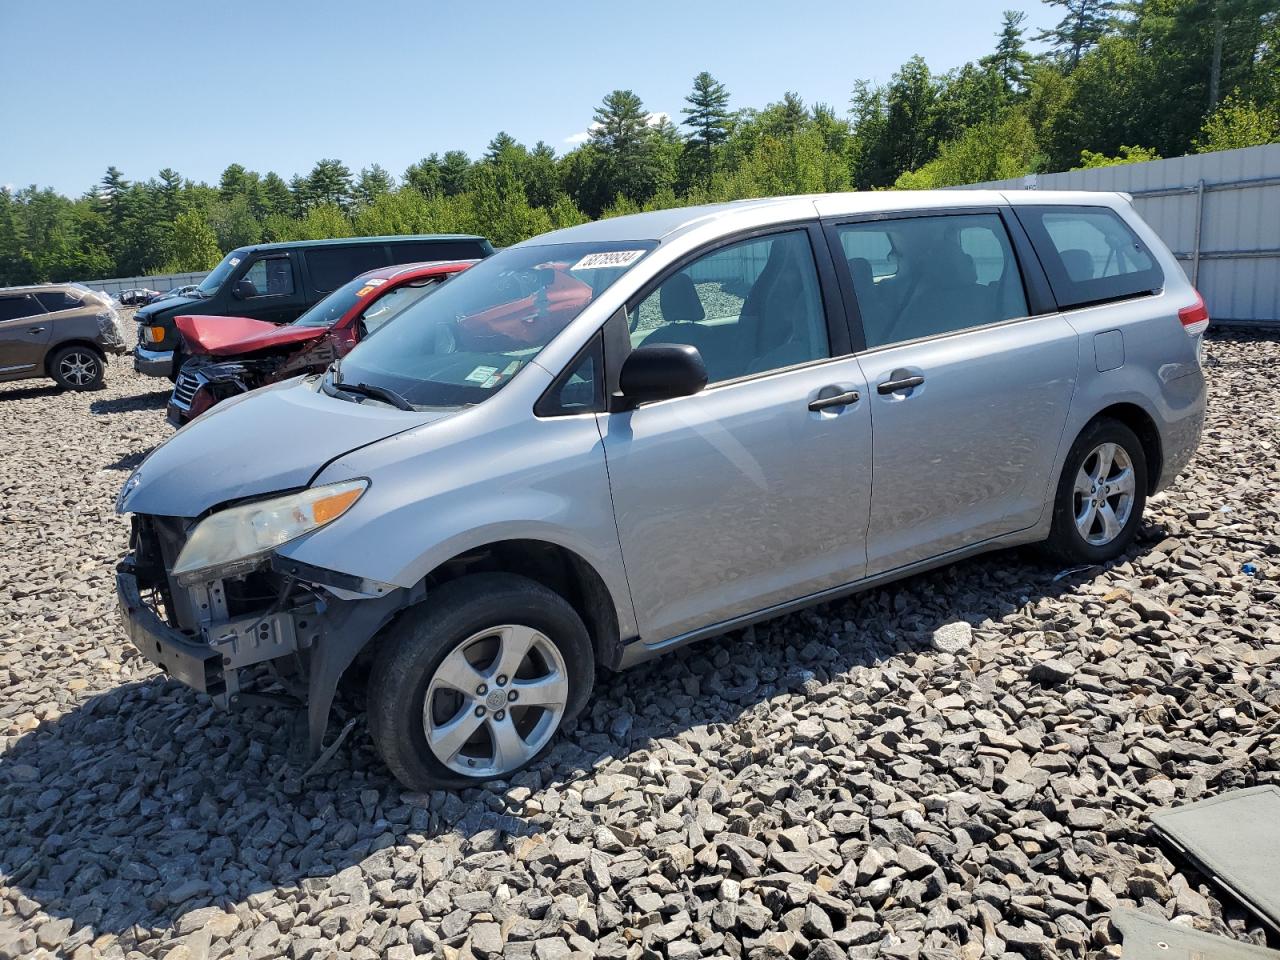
[172,479,368,584]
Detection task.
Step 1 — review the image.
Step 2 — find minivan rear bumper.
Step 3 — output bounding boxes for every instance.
[134,345,175,378]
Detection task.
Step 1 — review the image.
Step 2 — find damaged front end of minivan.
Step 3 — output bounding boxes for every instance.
[116,491,422,758]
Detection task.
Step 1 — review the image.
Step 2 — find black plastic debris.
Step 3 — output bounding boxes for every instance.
[1150,786,1280,936]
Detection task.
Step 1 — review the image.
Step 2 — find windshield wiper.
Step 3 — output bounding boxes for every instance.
[332,379,414,411]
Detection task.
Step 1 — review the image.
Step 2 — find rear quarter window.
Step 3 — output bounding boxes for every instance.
[35,290,83,312]
[1017,205,1163,309]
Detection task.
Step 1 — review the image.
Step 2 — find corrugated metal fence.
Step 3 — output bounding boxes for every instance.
[961,143,1280,326]
[79,270,209,298]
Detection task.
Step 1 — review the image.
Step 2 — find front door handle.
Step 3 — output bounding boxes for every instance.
[877,374,924,394]
[28,327,46,334]
[808,389,860,411]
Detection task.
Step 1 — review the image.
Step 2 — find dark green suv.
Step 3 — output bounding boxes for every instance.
[133,234,494,379]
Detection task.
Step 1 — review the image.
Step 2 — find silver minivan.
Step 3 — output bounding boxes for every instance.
[115,191,1207,789]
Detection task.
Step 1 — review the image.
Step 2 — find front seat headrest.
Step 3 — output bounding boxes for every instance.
[659,273,705,323]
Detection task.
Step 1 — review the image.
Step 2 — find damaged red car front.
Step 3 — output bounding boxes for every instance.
[167,260,474,426]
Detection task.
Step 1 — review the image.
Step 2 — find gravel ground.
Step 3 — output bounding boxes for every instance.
[1,334,1278,960]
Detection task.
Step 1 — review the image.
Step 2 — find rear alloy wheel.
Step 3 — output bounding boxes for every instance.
[1073,442,1137,546]
[50,346,104,391]
[1045,418,1148,563]
[368,573,593,790]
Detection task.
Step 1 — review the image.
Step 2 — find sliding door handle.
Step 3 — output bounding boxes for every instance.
[877,374,924,394]
[808,389,860,411]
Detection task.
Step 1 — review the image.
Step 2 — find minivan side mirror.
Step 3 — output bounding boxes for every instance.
[232,279,257,300]
[617,343,708,407]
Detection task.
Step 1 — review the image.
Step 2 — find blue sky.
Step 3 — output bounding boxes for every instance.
[0,0,1057,196]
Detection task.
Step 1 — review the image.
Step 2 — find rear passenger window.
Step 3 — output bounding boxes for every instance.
[630,230,829,384]
[0,295,42,322]
[306,246,391,293]
[837,213,1028,349]
[1018,205,1162,309]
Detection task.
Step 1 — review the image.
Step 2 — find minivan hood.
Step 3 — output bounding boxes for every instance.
[119,381,453,518]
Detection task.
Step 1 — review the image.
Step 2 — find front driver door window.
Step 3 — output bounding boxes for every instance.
[629,230,830,383]
[236,256,300,324]
[599,226,874,644]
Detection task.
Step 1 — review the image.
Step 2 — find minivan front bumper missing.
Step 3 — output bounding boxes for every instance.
[117,562,224,696]
[116,540,418,756]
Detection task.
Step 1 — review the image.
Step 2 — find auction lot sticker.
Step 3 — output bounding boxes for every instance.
[571,250,647,271]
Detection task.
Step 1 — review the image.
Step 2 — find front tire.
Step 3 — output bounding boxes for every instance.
[367,573,594,790]
[49,345,105,391]
[1044,418,1148,564]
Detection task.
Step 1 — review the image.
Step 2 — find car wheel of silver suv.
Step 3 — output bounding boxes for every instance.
[1045,417,1148,564]
[368,573,594,790]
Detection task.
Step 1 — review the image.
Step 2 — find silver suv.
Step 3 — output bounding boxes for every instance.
[115,191,1207,789]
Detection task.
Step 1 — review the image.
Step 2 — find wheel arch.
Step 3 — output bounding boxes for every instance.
[419,538,625,671]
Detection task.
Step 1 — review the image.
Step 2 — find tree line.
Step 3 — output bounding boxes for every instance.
[1,0,1276,287]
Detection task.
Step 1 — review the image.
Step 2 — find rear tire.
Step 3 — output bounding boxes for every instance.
[367,573,594,790]
[49,345,105,391]
[1043,418,1148,564]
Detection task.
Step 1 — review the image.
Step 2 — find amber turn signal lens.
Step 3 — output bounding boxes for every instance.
[147,326,166,342]
[311,487,364,525]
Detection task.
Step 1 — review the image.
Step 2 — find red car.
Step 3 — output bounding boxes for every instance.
[167,260,473,425]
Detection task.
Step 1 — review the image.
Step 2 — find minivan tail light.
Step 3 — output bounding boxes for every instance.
[1178,292,1209,337]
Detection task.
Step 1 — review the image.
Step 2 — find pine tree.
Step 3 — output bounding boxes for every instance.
[260,172,294,217]
[97,166,130,229]
[484,131,522,163]
[355,164,395,206]
[590,90,665,205]
[680,72,732,181]
[1034,0,1118,68]
[305,159,354,211]
[439,151,472,196]
[403,155,443,198]
[983,10,1033,95]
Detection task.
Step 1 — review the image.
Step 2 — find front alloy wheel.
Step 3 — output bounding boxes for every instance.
[424,624,569,777]
[368,573,594,790]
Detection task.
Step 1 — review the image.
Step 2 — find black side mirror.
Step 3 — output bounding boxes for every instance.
[232,279,257,300]
[618,343,708,407]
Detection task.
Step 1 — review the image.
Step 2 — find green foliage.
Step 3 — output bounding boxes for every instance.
[4,0,1277,288]
[1196,94,1280,150]
[1074,144,1161,167]
[894,112,1040,188]
[164,210,223,271]
[294,203,352,241]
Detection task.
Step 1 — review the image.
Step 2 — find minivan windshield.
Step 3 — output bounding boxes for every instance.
[194,250,247,296]
[329,240,656,408]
